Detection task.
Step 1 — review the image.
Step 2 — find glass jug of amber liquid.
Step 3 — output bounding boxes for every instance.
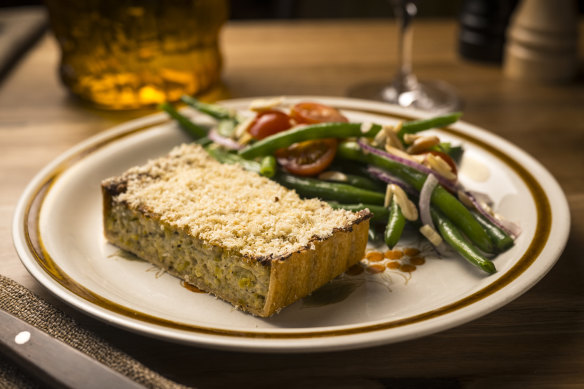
[45,0,228,109]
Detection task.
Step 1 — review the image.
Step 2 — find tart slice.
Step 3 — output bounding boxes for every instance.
[102,143,370,317]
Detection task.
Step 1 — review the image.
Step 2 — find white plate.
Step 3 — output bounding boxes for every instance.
[13,97,570,352]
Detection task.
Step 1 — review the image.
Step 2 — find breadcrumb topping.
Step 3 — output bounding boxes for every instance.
[105,143,362,259]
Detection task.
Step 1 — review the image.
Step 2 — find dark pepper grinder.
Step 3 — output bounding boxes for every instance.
[458,0,519,63]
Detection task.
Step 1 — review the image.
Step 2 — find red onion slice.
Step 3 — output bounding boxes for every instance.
[495,216,522,238]
[208,129,244,150]
[419,173,438,230]
[366,166,416,196]
[357,139,458,193]
[467,190,494,208]
[462,190,522,238]
[417,173,451,255]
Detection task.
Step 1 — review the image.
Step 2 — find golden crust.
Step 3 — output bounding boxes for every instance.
[261,213,369,316]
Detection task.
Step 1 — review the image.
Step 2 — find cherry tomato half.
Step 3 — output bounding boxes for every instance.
[247,109,292,140]
[290,102,348,124]
[275,138,338,176]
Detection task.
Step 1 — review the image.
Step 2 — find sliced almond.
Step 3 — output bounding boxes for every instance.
[425,153,457,181]
[406,135,440,154]
[384,125,404,150]
[457,190,475,209]
[392,121,403,134]
[385,145,418,163]
[391,184,418,221]
[234,116,255,139]
[419,224,443,246]
[318,171,348,182]
[410,154,426,164]
[237,131,254,145]
[403,133,418,145]
[360,122,373,134]
[373,126,387,148]
[384,185,394,208]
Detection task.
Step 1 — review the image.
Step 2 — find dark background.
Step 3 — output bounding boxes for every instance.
[2,0,582,19]
[228,0,463,19]
[0,0,458,18]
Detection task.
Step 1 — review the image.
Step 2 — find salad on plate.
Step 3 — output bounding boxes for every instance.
[160,96,520,275]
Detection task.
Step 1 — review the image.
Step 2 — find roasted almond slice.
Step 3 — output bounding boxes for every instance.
[425,153,457,181]
[420,224,443,246]
[318,171,348,182]
[406,135,440,154]
[391,184,418,221]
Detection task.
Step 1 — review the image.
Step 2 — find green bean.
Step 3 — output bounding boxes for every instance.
[331,159,402,192]
[337,141,495,253]
[238,113,462,159]
[337,141,426,187]
[217,119,237,138]
[328,159,370,176]
[432,188,495,253]
[159,102,208,139]
[384,196,406,249]
[472,211,515,252]
[238,122,383,159]
[397,112,462,141]
[205,145,261,174]
[321,172,384,192]
[274,173,385,205]
[204,148,384,205]
[327,201,389,224]
[194,136,213,146]
[181,95,236,121]
[259,155,277,178]
[434,142,464,164]
[432,208,496,274]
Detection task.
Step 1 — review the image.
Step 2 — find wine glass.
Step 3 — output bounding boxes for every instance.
[348,0,461,113]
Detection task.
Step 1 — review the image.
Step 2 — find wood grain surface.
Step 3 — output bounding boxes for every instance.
[1,19,583,388]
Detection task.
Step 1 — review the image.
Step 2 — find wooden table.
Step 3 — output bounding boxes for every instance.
[1,18,584,388]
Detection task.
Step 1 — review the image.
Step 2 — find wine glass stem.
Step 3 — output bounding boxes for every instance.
[392,0,418,93]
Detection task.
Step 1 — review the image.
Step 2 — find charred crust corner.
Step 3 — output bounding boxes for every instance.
[331,209,372,234]
[253,253,279,266]
[102,179,127,197]
[354,209,373,224]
